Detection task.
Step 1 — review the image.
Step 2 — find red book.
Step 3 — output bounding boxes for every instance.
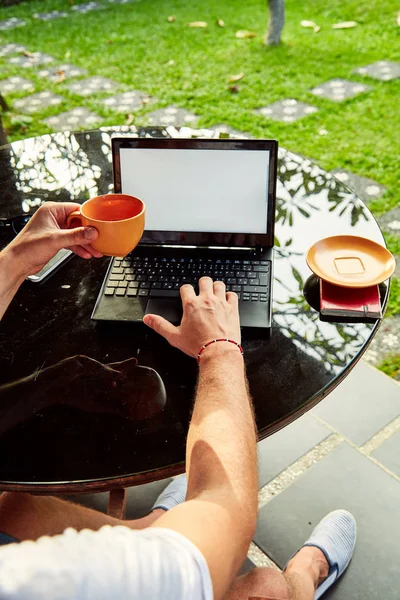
[320,280,382,319]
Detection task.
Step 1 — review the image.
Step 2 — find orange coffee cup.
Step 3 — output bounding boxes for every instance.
[67,194,145,257]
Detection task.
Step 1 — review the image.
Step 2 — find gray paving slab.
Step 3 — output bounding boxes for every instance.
[353,61,400,81]
[0,18,26,31]
[43,107,102,131]
[0,44,26,57]
[372,430,400,476]
[33,10,68,21]
[102,90,154,112]
[258,414,331,487]
[257,99,318,123]
[312,361,400,445]
[8,52,55,68]
[0,76,34,94]
[331,168,386,204]
[37,64,87,83]
[254,442,400,599]
[376,206,400,235]
[71,2,103,13]
[311,78,371,101]
[146,106,199,127]
[65,76,118,96]
[13,91,63,114]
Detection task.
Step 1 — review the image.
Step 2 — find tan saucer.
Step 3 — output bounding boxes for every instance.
[306,235,396,288]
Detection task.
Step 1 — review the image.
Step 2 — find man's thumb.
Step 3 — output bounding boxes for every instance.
[143,314,178,344]
[57,226,98,247]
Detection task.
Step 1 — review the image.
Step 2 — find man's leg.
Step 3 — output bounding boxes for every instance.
[0,491,165,541]
[225,546,329,600]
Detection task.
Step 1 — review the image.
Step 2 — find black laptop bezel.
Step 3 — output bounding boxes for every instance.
[112,137,277,249]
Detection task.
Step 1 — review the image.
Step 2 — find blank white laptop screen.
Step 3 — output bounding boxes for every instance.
[119,148,270,234]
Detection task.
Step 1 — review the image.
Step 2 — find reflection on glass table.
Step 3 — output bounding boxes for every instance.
[0,126,388,492]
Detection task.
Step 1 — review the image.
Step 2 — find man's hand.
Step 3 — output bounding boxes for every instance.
[6,202,102,277]
[143,277,241,357]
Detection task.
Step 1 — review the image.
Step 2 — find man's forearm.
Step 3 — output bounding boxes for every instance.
[0,247,26,320]
[186,343,258,538]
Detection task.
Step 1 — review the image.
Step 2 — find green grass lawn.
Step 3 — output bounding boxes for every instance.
[1,0,399,320]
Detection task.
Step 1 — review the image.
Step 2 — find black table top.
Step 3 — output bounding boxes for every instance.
[0,127,386,493]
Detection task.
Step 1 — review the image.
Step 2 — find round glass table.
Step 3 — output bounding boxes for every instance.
[0,126,387,494]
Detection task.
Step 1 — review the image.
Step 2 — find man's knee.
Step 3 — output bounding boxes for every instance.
[237,567,289,600]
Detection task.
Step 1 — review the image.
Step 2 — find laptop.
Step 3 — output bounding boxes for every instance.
[91,137,277,330]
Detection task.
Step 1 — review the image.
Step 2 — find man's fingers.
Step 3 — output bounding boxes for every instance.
[198,276,213,295]
[226,291,239,306]
[56,226,99,250]
[82,244,103,258]
[180,284,196,303]
[143,314,179,346]
[213,280,226,299]
[70,245,92,259]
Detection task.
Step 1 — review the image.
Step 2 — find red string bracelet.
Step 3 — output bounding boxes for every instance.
[197,338,244,365]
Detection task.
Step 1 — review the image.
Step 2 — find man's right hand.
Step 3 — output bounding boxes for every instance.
[143,277,241,358]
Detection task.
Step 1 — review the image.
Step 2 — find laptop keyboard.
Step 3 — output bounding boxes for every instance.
[103,255,271,302]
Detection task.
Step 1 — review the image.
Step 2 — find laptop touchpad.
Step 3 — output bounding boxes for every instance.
[145,299,182,325]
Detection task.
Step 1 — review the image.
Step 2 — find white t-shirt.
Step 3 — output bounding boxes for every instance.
[0,526,213,600]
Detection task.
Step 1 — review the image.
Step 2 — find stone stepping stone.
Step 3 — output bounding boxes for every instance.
[257,99,318,123]
[71,2,102,13]
[311,78,370,101]
[8,52,55,68]
[0,18,26,31]
[0,76,34,94]
[376,206,400,235]
[37,64,87,83]
[43,107,102,131]
[108,0,136,3]
[353,61,400,81]
[0,44,26,57]
[365,315,400,368]
[102,90,153,112]
[211,124,250,138]
[65,76,118,96]
[13,92,63,114]
[33,10,68,22]
[146,106,199,127]
[331,169,386,203]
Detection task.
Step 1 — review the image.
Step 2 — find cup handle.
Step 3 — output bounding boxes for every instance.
[66,210,82,229]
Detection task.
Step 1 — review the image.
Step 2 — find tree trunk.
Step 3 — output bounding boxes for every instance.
[265,0,285,45]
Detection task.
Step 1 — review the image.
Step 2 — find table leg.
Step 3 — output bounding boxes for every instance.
[107,488,127,519]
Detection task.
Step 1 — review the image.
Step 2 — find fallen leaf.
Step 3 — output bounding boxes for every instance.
[397,12,400,26]
[65,51,71,59]
[300,20,318,28]
[332,21,357,29]
[166,59,175,66]
[107,39,113,44]
[235,30,256,39]
[125,114,134,126]
[229,72,244,83]
[55,70,66,83]
[229,85,240,93]
[22,50,35,57]
[217,19,225,27]
[313,25,321,33]
[187,21,208,28]
[167,15,176,22]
